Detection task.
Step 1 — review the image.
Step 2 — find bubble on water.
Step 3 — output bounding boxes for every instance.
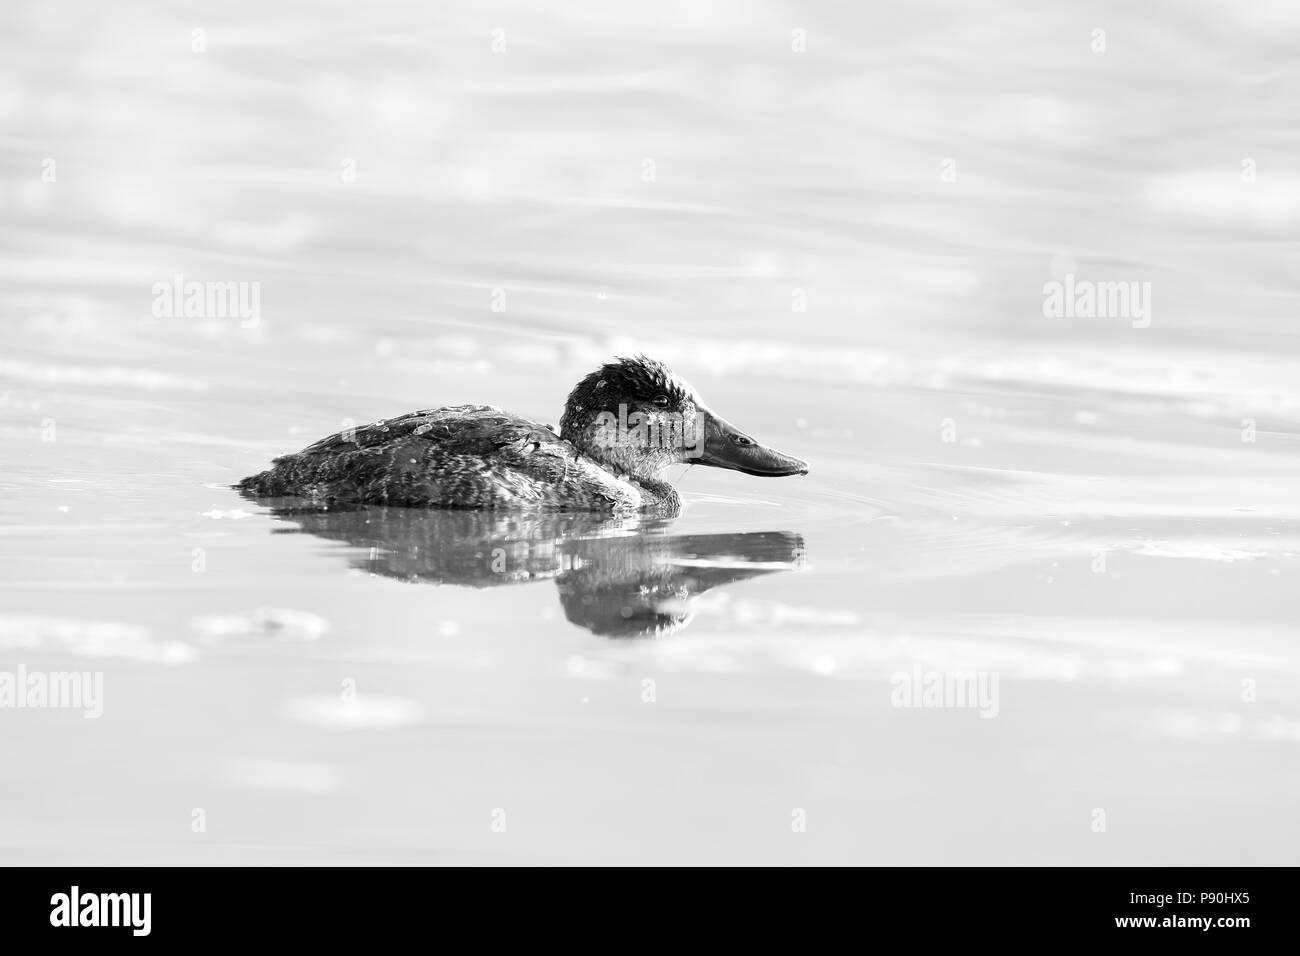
[201,508,255,520]
[809,655,837,676]
[192,608,330,643]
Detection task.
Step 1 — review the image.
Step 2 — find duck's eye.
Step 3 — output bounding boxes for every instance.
[733,434,755,446]
[651,395,670,407]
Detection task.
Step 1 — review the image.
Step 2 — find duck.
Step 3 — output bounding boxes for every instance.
[235,355,809,514]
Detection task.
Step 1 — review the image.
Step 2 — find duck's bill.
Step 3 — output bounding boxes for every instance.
[695,411,809,477]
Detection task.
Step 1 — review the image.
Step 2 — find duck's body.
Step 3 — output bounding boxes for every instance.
[237,356,807,514]
[237,404,672,512]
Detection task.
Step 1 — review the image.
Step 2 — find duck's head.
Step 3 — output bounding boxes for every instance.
[559,355,809,482]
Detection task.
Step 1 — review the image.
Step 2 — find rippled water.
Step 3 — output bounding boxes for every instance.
[2,1,1298,864]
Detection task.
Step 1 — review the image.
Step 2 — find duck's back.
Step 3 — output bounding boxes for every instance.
[236,405,642,511]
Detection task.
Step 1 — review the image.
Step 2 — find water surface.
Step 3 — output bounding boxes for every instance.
[2,0,1298,864]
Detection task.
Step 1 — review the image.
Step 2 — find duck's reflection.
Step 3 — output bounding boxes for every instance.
[258,503,806,637]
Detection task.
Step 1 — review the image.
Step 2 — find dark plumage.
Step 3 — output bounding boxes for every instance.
[236,355,808,514]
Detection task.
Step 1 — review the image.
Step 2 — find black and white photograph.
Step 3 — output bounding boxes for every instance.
[1,0,1295,914]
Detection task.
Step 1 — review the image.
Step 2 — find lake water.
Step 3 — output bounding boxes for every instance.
[2,1,1298,864]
